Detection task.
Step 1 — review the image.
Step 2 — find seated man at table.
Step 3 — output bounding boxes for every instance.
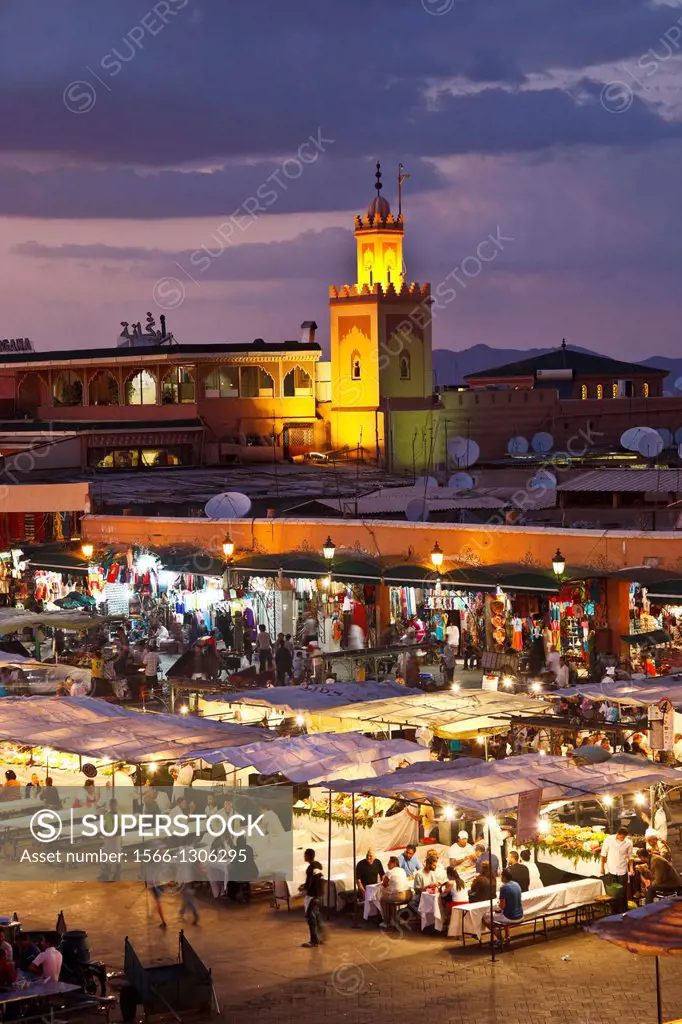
[484,868,524,946]
[28,935,63,983]
[474,841,499,878]
[14,933,39,972]
[449,830,477,885]
[410,850,446,910]
[0,948,16,990]
[506,850,530,892]
[39,777,62,811]
[645,848,682,903]
[355,848,385,896]
[379,856,412,928]
[398,845,421,877]
[0,930,13,964]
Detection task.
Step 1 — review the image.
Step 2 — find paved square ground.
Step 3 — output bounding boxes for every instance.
[1,880,679,1024]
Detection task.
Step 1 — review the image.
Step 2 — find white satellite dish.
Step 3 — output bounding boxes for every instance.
[447,437,469,458]
[451,439,480,469]
[675,427,682,445]
[204,491,252,519]
[657,427,673,448]
[675,376,682,392]
[449,472,474,492]
[637,432,663,458]
[507,436,529,455]
[678,442,682,459]
[414,475,438,489]
[531,432,554,454]
[405,498,430,522]
[623,426,658,452]
[529,469,557,490]
[621,427,640,450]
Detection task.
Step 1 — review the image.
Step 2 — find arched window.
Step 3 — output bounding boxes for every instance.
[283,366,313,397]
[88,371,119,406]
[612,381,619,399]
[351,351,361,380]
[203,367,239,398]
[240,366,274,398]
[643,381,650,398]
[581,383,588,400]
[161,366,195,404]
[52,370,83,407]
[125,370,157,405]
[16,372,45,416]
[596,384,604,399]
[400,352,411,380]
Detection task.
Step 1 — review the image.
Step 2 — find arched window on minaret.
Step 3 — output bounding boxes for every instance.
[351,351,361,380]
[400,352,411,380]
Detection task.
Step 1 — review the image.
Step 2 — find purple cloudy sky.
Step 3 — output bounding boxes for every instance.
[1,0,682,359]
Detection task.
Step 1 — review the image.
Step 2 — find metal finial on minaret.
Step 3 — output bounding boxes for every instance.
[375,161,382,195]
[398,162,410,219]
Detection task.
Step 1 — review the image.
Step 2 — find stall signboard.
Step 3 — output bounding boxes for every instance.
[516,788,543,845]
[482,674,499,692]
[481,650,519,674]
[648,698,675,751]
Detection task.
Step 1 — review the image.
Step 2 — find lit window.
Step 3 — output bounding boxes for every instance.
[351,351,361,380]
[643,381,649,398]
[125,370,157,405]
[612,382,619,398]
[596,384,603,399]
[581,384,588,400]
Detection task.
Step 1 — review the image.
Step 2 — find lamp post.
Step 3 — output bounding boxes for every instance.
[551,548,565,579]
[430,541,444,574]
[81,542,94,560]
[222,535,235,561]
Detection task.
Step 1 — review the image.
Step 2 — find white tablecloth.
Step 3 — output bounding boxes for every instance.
[537,850,601,878]
[417,891,470,932]
[448,878,604,940]
[363,882,384,919]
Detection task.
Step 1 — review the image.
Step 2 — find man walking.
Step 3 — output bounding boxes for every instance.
[256,624,273,673]
[600,825,634,912]
[298,848,324,947]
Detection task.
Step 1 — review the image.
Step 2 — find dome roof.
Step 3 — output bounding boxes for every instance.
[368,194,391,219]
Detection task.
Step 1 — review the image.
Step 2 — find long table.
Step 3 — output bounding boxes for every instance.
[537,850,601,878]
[448,878,604,942]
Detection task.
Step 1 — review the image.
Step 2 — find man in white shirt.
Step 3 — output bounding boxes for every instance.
[600,826,633,911]
[379,856,411,928]
[448,830,477,884]
[142,647,160,691]
[554,656,570,689]
[256,625,273,671]
[520,849,543,890]
[445,622,460,653]
[29,936,63,982]
[545,646,561,676]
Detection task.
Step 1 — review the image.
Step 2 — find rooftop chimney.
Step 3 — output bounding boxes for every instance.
[300,320,317,345]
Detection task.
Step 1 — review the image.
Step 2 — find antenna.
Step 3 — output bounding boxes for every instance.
[398,162,410,219]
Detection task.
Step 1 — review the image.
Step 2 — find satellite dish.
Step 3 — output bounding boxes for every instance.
[451,439,480,469]
[405,498,430,522]
[529,469,557,490]
[449,472,474,492]
[657,427,673,448]
[204,492,252,519]
[623,426,658,452]
[531,432,554,453]
[675,376,682,392]
[638,432,663,458]
[414,475,438,489]
[675,428,682,445]
[678,442,682,459]
[447,437,469,458]
[507,436,529,455]
[621,427,640,450]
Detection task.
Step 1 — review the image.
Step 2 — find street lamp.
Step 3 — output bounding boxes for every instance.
[322,536,336,562]
[222,535,235,560]
[81,542,94,560]
[552,548,565,578]
[430,541,444,572]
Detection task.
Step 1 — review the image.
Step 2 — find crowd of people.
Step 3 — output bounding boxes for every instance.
[0,930,64,989]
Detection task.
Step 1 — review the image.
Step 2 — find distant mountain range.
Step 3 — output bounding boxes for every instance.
[433,345,682,392]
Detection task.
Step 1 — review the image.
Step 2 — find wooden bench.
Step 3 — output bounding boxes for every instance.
[462,895,617,949]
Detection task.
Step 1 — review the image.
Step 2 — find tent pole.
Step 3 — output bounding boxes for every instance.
[655,956,662,1024]
[351,791,360,928]
[326,788,333,921]
[488,820,496,963]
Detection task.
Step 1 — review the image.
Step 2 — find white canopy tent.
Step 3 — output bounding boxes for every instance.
[324,753,682,818]
[553,678,682,708]
[199,732,430,783]
[0,610,103,635]
[0,696,271,764]
[200,680,422,716]
[321,690,553,737]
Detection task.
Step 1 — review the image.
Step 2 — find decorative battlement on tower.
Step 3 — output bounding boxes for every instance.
[329,281,430,300]
[354,211,404,232]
